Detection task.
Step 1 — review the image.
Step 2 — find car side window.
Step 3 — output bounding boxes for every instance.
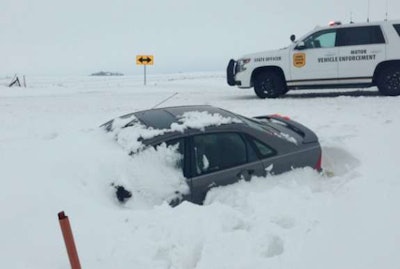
[393,24,400,36]
[192,133,247,176]
[245,138,259,163]
[337,26,385,46]
[252,139,275,157]
[302,29,337,49]
[248,137,276,158]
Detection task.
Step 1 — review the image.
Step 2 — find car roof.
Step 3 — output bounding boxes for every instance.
[133,105,241,129]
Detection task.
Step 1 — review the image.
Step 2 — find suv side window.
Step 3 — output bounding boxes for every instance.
[393,24,400,36]
[192,133,247,175]
[337,26,385,46]
[302,29,337,49]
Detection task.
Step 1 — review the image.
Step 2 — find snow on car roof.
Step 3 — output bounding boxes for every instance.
[134,105,241,129]
[108,105,242,153]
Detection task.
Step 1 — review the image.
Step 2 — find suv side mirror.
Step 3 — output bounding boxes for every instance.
[290,34,296,42]
[295,41,305,50]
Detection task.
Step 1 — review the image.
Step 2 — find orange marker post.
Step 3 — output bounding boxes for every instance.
[58,211,82,269]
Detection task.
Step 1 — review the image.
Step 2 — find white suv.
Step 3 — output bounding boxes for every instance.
[227,20,400,98]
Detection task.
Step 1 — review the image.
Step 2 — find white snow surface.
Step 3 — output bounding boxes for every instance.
[1,73,400,268]
[171,111,242,132]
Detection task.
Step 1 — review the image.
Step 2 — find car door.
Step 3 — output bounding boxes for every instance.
[188,132,264,204]
[336,25,386,83]
[289,28,338,87]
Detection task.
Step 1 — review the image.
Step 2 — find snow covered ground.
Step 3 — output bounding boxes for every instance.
[1,73,399,268]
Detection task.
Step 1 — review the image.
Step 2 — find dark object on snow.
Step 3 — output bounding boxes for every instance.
[90,71,124,76]
[9,75,21,87]
[113,185,132,203]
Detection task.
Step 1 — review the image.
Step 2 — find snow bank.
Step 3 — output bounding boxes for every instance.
[1,74,400,269]
[113,143,189,207]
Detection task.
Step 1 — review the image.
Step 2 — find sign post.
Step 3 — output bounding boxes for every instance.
[136,55,154,86]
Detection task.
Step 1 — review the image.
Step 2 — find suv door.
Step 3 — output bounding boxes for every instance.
[189,132,264,203]
[336,25,386,84]
[289,29,338,86]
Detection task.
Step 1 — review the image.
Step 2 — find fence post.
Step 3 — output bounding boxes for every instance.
[58,211,82,269]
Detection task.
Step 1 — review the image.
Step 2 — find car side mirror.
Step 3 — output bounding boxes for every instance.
[295,41,305,50]
[290,34,296,42]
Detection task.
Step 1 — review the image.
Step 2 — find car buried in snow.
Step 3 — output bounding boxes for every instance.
[102,105,322,205]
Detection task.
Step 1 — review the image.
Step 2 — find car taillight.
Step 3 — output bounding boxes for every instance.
[315,153,322,171]
[271,114,291,120]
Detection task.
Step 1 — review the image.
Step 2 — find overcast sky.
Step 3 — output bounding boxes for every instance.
[1,0,399,76]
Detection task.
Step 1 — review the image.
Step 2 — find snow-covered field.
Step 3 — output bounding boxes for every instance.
[1,73,399,269]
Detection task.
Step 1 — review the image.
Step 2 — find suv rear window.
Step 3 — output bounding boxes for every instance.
[393,24,400,36]
[337,26,385,46]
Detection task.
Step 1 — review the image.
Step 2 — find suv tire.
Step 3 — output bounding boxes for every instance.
[254,71,286,98]
[377,66,400,96]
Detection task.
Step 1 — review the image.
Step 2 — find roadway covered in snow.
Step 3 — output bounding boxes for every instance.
[0,73,399,268]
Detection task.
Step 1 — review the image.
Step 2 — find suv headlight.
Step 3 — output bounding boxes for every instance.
[236,58,251,73]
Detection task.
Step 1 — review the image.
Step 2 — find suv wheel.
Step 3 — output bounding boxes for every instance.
[377,66,400,96]
[254,71,286,98]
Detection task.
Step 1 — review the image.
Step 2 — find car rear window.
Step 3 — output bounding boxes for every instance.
[393,24,400,36]
[236,115,277,134]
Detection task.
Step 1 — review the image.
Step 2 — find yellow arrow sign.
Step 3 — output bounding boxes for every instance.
[136,55,154,65]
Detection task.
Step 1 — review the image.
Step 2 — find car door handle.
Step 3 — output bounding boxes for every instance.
[236,172,245,180]
[236,170,254,180]
[207,182,216,189]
